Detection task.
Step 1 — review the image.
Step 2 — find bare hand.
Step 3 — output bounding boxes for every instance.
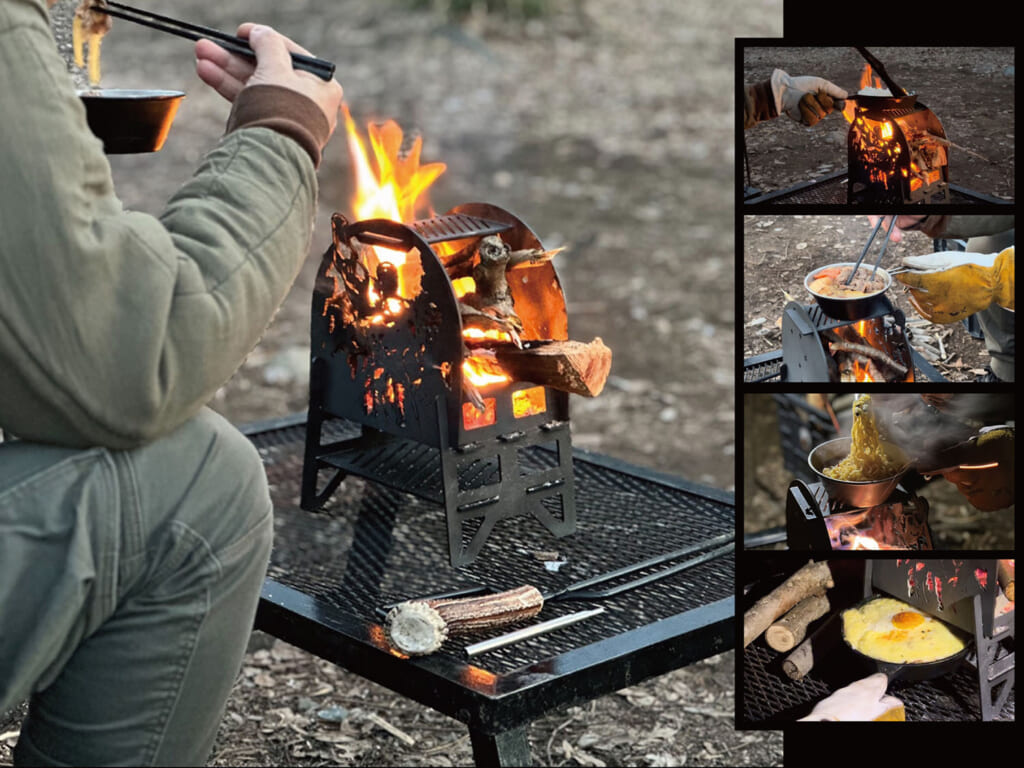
[865,215,928,244]
[195,24,342,136]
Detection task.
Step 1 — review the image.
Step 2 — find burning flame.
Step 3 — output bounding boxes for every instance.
[463,353,511,388]
[343,104,446,301]
[344,104,446,224]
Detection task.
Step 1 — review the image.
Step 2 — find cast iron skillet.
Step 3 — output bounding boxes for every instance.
[78,89,185,153]
[807,436,910,508]
[804,262,892,321]
[841,594,971,683]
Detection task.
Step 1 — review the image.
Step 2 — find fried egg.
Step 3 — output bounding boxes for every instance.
[842,596,965,664]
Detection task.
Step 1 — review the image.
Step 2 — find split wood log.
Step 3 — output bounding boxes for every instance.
[743,560,834,648]
[998,559,1014,602]
[493,338,612,397]
[782,611,842,680]
[765,592,830,652]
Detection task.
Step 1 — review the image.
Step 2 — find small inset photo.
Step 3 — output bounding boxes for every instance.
[742,214,1015,383]
[740,557,1014,723]
[743,392,1015,551]
[739,44,1015,206]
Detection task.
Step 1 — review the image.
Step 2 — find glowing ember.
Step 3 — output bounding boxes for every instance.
[463,353,511,388]
[851,535,881,550]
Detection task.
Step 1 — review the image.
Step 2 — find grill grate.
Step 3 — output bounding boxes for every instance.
[743,638,1015,722]
[251,419,735,675]
[408,213,512,243]
[745,172,1009,206]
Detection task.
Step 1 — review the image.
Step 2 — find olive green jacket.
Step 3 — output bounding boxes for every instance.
[1,0,318,449]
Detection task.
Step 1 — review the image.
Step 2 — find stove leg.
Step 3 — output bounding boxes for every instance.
[469,725,532,767]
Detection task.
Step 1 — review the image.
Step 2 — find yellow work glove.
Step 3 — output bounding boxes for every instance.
[770,69,848,127]
[894,247,1014,324]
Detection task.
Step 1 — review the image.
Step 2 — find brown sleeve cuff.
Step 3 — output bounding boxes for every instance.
[226,84,330,168]
[909,216,951,238]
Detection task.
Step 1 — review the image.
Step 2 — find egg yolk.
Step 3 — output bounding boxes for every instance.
[892,611,924,629]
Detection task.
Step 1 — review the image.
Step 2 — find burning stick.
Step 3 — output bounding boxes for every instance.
[743,561,834,648]
[826,337,909,377]
[765,592,830,652]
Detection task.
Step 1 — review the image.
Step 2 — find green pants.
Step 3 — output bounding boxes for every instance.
[0,408,273,766]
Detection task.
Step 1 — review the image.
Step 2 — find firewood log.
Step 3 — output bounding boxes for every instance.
[743,561,834,648]
[765,592,830,652]
[493,338,611,397]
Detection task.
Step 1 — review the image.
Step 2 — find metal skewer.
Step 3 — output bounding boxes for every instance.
[92,2,336,81]
[464,607,606,657]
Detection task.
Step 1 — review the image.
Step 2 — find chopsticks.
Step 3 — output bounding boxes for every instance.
[91,2,336,81]
[845,216,898,285]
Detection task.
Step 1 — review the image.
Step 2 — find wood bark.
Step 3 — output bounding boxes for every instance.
[782,611,841,680]
[743,560,834,648]
[998,559,1015,602]
[765,592,830,652]
[493,337,612,397]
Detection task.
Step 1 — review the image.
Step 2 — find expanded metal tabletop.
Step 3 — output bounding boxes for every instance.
[243,415,735,764]
[743,170,1011,207]
[743,637,1015,723]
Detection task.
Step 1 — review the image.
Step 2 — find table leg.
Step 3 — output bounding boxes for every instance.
[469,724,531,767]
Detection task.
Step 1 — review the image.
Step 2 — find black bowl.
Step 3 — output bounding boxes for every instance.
[78,89,185,154]
[805,262,892,321]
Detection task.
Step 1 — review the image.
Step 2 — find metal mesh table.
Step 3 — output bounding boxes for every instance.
[244,415,736,765]
[743,639,1015,723]
[743,170,1012,206]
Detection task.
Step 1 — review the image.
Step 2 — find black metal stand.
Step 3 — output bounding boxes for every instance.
[246,416,735,766]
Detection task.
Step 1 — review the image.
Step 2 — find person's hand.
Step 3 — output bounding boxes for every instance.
[894,246,1014,324]
[195,24,343,136]
[770,69,848,127]
[866,215,929,244]
[921,427,1014,511]
[797,673,904,721]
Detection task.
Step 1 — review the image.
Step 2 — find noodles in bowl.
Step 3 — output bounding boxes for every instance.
[824,394,903,481]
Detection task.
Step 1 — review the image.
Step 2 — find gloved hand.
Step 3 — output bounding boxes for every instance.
[770,69,848,127]
[894,247,1014,324]
[921,427,1015,511]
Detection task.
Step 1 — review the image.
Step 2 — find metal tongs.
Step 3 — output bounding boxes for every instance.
[91,2,336,81]
[845,216,898,285]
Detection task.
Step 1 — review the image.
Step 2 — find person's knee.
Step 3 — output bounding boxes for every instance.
[127,408,273,558]
[187,409,273,539]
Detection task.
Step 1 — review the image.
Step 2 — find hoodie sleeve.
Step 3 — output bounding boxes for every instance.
[0,0,319,449]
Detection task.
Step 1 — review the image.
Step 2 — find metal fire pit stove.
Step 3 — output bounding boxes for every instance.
[743,297,945,383]
[846,96,950,204]
[301,203,576,567]
[785,479,932,550]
